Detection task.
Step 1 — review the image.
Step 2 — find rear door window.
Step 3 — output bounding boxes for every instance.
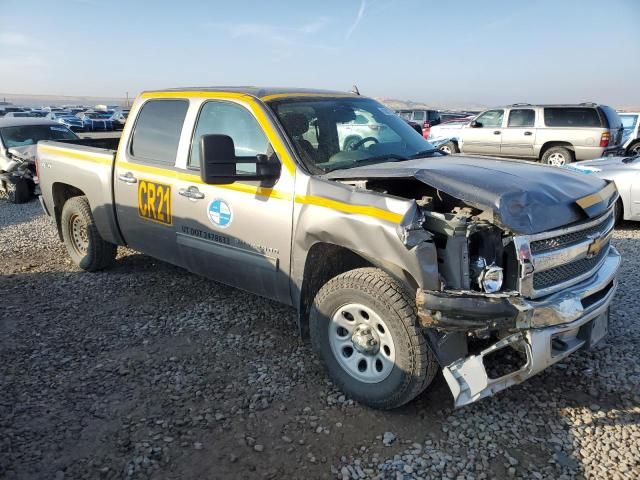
[412,111,426,121]
[543,108,602,127]
[508,109,535,127]
[129,99,189,165]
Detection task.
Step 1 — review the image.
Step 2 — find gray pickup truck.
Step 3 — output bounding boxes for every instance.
[37,87,621,408]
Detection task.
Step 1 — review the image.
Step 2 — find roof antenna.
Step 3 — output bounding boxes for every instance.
[351,85,360,95]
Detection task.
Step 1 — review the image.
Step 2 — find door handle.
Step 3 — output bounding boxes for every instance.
[117,172,137,184]
[179,186,205,200]
[524,131,533,136]
[493,130,501,135]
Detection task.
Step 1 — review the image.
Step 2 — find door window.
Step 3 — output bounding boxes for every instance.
[189,101,269,172]
[508,109,535,127]
[412,111,426,121]
[129,100,188,165]
[475,110,504,128]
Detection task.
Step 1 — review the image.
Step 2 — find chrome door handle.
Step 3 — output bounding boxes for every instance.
[524,131,533,136]
[179,187,205,200]
[117,172,137,184]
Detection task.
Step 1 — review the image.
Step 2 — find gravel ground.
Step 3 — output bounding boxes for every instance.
[1,194,638,480]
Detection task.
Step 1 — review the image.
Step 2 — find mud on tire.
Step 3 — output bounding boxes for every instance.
[61,196,117,271]
[309,267,438,409]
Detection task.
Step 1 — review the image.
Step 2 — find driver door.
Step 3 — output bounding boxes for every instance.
[172,99,295,303]
[462,109,504,155]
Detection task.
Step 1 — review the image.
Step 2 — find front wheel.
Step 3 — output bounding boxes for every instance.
[61,196,117,271]
[439,141,459,154]
[627,141,640,156]
[310,268,438,409]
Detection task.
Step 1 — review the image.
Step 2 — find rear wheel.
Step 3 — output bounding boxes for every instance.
[541,146,573,166]
[310,268,438,409]
[61,196,117,271]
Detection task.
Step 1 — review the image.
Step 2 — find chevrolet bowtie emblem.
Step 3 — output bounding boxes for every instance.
[586,233,606,259]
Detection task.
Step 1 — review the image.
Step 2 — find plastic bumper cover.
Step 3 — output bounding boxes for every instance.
[425,247,620,407]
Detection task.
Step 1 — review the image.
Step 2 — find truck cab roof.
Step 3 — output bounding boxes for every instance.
[143,87,358,101]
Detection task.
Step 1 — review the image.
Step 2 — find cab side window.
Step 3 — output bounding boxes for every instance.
[129,99,188,165]
[508,109,535,127]
[189,101,269,171]
[475,109,504,128]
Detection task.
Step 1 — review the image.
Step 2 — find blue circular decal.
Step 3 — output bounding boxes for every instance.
[207,199,233,228]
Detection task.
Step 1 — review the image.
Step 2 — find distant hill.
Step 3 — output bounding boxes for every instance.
[376,97,488,112]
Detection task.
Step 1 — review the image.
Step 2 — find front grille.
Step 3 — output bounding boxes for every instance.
[530,212,612,253]
[533,243,609,290]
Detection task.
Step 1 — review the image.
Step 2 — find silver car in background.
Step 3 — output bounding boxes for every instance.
[429,103,624,165]
[618,112,640,155]
[568,153,640,223]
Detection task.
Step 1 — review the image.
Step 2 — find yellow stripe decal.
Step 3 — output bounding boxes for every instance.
[295,194,403,224]
[39,145,112,164]
[576,182,617,209]
[42,143,402,223]
[261,92,357,102]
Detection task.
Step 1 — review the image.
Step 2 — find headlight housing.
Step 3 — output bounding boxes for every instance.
[472,257,504,293]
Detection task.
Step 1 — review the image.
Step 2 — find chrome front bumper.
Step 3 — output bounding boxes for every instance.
[442,247,620,407]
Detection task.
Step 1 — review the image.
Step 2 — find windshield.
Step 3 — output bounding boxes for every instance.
[620,114,638,130]
[268,97,437,173]
[0,124,78,148]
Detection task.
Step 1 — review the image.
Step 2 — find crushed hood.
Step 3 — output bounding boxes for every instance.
[325,155,614,234]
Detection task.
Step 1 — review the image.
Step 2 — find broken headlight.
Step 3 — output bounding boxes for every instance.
[472,257,504,293]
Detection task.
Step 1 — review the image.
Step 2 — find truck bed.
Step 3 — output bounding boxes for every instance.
[37,138,122,246]
[57,136,121,151]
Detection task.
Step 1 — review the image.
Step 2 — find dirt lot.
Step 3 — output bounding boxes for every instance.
[1,197,639,480]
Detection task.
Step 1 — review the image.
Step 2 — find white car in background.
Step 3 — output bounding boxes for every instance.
[618,112,640,155]
[567,153,640,223]
[338,109,397,150]
[427,119,470,154]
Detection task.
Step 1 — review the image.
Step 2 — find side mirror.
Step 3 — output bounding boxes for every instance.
[200,134,281,185]
[470,120,482,128]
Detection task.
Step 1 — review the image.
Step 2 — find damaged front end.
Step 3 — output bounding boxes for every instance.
[336,169,621,407]
[411,190,620,407]
[0,145,38,194]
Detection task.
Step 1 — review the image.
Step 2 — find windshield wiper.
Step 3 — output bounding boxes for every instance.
[354,153,409,164]
[409,149,440,159]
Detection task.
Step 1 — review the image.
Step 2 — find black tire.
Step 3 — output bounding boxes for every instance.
[6,178,32,204]
[310,267,438,409]
[439,141,459,154]
[614,198,624,226]
[541,146,574,166]
[61,196,117,271]
[627,141,640,156]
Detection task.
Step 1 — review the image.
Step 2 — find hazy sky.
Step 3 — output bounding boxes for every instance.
[1,0,639,106]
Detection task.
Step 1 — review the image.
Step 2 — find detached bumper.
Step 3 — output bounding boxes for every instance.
[419,247,620,407]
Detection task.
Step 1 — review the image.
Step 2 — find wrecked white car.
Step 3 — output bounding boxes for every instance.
[36,88,620,408]
[0,118,79,203]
